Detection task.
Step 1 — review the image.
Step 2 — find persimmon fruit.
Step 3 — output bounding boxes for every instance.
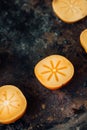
[52,0,87,23]
[0,85,27,124]
[34,55,74,90]
[80,29,87,53]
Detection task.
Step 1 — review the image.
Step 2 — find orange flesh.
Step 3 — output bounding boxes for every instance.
[52,0,87,23]
[80,29,87,53]
[34,55,74,90]
[0,85,27,124]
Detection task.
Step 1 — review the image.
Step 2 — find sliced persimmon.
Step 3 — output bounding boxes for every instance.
[34,55,74,90]
[52,0,87,23]
[0,85,27,124]
[80,29,87,53]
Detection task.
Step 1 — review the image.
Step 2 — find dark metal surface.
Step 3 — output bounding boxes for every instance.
[0,0,87,130]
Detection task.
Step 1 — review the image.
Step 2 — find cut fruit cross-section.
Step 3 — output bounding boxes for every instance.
[34,55,74,90]
[52,0,87,23]
[80,29,87,53]
[0,85,27,124]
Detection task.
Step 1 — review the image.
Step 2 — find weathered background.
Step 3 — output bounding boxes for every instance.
[0,0,87,130]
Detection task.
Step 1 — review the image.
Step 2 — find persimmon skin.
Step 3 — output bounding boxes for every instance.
[34,55,74,90]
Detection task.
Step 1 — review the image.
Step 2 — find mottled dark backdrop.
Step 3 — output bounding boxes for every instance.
[0,0,87,130]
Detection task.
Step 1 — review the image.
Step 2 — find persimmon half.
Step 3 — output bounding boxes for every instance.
[0,85,27,124]
[34,55,74,90]
[52,0,87,23]
[80,29,87,53]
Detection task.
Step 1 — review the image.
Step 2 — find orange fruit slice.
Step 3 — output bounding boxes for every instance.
[34,55,74,90]
[80,29,87,53]
[52,0,87,23]
[0,85,27,124]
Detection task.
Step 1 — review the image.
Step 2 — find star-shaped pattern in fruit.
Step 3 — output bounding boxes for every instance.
[60,0,82,14]
[0,91,20,114]
[41,60,67,81]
